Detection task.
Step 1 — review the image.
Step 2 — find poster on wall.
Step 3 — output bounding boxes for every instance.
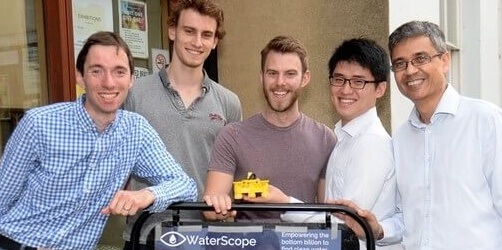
[119,0,148,59]
[72,0,114,57]
[72,0,114,96]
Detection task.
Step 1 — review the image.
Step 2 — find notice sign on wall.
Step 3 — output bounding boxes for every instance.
[119,0,148,59]
[151,48,170,74]
[72,0,114,58]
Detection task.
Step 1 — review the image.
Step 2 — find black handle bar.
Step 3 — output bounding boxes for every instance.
[131,202,375,250]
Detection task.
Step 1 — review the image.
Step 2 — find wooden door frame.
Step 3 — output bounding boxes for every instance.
[43,0,76,103]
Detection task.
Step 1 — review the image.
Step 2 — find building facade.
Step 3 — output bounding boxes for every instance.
[0,0,500,248]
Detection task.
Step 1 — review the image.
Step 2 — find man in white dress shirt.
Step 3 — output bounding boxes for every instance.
[325,38,402,250]
[337,21,502,250]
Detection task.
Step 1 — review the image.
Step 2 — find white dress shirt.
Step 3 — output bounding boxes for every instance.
[325,107,401,250]
[389,85,502,249]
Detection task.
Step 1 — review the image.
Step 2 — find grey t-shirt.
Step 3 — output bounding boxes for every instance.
[209,113,336,221]
[122,68,242,242]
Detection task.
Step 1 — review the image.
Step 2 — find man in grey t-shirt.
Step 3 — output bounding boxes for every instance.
[122,0,241,249]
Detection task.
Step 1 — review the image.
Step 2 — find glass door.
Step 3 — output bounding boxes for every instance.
[0,0,48,154]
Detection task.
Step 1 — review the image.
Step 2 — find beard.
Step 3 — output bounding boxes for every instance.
[263,87,299,113]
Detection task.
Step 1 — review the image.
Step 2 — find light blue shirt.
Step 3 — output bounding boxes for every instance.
[389,85,502,249]
[0,95,197,249]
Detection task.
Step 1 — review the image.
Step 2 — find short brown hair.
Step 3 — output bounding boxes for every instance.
[76,31,134,75]
[168,0,226,40]
[260,36,309,73]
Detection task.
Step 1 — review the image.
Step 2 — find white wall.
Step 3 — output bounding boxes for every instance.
[476,0,501,105]
[389,0,502,133]
[460,0,502,105]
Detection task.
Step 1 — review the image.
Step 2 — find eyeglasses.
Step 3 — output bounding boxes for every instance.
[328,76,377,89]
[391,53,444,72]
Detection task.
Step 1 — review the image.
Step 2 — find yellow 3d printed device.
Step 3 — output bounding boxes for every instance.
[233,172,269,199]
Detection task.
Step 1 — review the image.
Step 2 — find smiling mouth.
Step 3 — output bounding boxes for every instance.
[338,97,356,106]
[272,90,288,98]
[186,48,203,55]
[340,98,355,103]
[99,93,119,100]
[406,79,424,87]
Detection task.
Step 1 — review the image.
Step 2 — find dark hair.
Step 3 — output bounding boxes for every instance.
[76,31,134,75]
[328,38,390,84]
[168,0,226,40]
[260,35,309,73]
[388,21,447,57]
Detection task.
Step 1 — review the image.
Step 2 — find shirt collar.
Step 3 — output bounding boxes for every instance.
[159,66,210,93]
[409,84,460,127]
[334,107,379,140]
[76,94,121,134]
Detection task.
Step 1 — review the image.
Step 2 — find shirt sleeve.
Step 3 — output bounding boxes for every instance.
[132,121,197,212]
[0,113,38,214]
[377,191,404,245]
[225,94,242,123]
[487,106,502,218]
[207,124,238,175]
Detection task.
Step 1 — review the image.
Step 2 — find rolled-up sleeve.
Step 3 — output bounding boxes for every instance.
[133,120,197,212]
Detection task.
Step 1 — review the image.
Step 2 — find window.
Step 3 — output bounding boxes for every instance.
[440,0,461,90]
[0,1,49,153]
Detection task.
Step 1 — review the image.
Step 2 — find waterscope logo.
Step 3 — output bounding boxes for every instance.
[159,230,258,248]
[160,231,187,247]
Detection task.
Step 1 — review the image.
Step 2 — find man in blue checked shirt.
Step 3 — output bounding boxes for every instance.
[0,31,197,250]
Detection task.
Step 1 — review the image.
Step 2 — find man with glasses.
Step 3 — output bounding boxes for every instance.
[337,21,502,249]
[325,38,402,250]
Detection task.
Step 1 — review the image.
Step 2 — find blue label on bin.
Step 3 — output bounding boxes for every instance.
[155,227,341,250]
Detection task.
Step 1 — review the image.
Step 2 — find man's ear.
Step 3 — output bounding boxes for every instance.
[128,75,134,89]
[168,25,176,41]
[375,81,387,98]
[212,37,219,49]
[76,70,85,90]
[441,51,451,75]
[301,70,311,88]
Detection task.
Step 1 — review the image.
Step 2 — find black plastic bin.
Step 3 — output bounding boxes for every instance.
[131,202,375,250]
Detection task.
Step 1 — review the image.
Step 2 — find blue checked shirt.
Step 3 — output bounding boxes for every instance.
[0,95,197,249]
